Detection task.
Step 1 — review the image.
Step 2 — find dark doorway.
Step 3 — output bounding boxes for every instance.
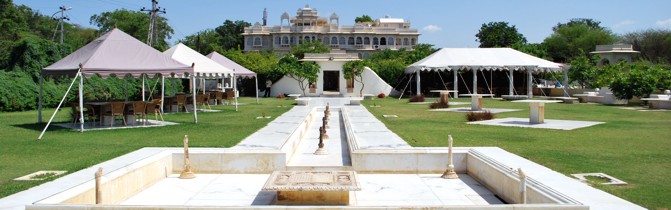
[323,71,339,91]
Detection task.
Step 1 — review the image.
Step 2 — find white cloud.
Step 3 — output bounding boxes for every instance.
[422,25,442,32]
[613,20,635,29]
[655,18,671,27]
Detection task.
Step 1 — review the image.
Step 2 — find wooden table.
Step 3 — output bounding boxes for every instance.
[458,94,495,111]
[430,90,458,104]
[513,99,562,124]
[85,102,109,123]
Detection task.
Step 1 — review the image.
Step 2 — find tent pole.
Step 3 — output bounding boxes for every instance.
[453,70,458,98]
[480,70,494,97]
[233,71,238,111]
[255,76,259,104]
[398,73,414,100]
[192,76,198,123]
[472,68,478,94]
[38,71,43,123]
[563,68,569,97]
[161,75,165,112]
[79,71,84,132]
[527,69,533,98]
[38,68,81,140]
[415,70,421,96]
[142,74,145,101]
[509,68,514,96]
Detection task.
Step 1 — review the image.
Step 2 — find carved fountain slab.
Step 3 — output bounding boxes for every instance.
[262,171,360,205]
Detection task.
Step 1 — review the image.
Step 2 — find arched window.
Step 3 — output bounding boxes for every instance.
[601,59,610,66]
[274,37,281,45]
[356,37,362,45]
[253,37,262,46]
[332,37,338,45]
[403,38,409,45]
[304,36,310,42]
[246,38,252,46]
[282,37,289,45]
[372,37,379,45]
[411,38,416,45]
[348,37,355,45]
[339,37,346,45]
[387,37,393,45]
[322,36,329,44]
[290,37,295,44]
[380,37,387,45]
[364,37,370,45]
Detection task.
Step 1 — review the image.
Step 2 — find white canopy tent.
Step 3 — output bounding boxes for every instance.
[38,28,194,140]
[405,48,567,98]
[163,43,240,110]
[206,51,259,104]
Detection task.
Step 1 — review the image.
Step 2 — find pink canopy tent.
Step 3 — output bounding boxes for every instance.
[206,51,259,104]
[38,29,197,139]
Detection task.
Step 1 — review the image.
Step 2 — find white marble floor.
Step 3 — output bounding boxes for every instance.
[468,117,605,130]
[120,174,502,206]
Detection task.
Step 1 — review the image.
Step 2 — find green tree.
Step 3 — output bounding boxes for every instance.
[407,43,438,63]
[275,55,319,95]
[354,15,373,23]
[180,29,224,54]
[610,62,670,100]
[214,20,251,50]
[4,34,71,79]
[343,60,370,96]
[289,41,331,59]
[568,53,600,88]
[475,21,527,48]
[222,49,282,81]
[620,29,671,64]
[543,18,615,62]
[90,9,174,51]
[513,43,550,60]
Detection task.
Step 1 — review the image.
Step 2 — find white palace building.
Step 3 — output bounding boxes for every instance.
[242,5,420,57]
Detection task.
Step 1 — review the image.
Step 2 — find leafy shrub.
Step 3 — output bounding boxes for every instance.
[610,62,671,100]
[377,93,386,98]
[429,101,449,109]
[409,94,425,102]
[465,111,495,121]
[0,72,38,111]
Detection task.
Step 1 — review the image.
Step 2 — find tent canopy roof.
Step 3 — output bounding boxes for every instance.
[206,52,257,78]
[42,28,193,78]
[164,43,233,78]
[405,48,564,73]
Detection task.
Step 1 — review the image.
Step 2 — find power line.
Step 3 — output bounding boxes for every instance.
[141,0,166,47]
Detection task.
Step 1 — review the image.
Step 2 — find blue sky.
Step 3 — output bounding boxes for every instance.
[15,0,671,48]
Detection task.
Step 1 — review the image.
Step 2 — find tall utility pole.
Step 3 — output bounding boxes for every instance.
[141,0,166,47]
[51,5,71,44]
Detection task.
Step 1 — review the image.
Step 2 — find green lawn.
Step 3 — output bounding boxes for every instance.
[0,97,294,198]
[362,97,671,209]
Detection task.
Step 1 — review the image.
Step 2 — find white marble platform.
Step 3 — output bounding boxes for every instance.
[344,105,412,150]
[119,173,501,206]
[468,117,605,130]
